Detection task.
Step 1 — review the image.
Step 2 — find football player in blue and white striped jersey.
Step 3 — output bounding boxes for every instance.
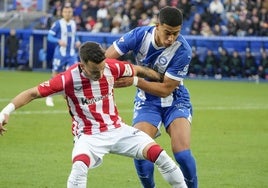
[106,6,198,188]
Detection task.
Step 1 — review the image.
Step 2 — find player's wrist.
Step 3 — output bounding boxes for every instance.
[0,113,5,123]
[132,76,138,87]
[1,103,15,115]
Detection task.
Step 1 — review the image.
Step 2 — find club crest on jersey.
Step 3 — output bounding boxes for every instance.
[158,56,168,65]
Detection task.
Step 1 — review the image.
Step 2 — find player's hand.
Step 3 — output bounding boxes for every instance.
[114,77,134,88]
[0,113,8,136]
[75,41,81,48]
[58,40,67,47]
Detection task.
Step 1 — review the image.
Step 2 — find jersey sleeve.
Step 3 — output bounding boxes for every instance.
[38,73,64,97]
[166,47,192,81]
[113,26,148,55]
[106,59,134,78]
[47,21,59,43]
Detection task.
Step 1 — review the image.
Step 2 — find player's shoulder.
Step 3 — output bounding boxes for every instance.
[176,35,192,53]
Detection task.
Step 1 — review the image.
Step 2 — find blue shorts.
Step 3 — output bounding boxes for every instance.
[52,54,78,72]
[133,101,193,131]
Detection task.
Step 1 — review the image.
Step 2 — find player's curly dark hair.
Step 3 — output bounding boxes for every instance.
[79,42,106,64]
[159,6,183,27]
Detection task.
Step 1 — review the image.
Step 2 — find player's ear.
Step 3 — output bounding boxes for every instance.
[79,62,85,70]
[155,23,159,30]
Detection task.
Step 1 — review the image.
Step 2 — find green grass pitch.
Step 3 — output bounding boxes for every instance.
[0,71,267,188]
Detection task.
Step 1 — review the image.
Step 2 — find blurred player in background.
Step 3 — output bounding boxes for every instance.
[105,6,198,188]
[46,3,81,107]
[0,41,187,188]
[5,29,20,69]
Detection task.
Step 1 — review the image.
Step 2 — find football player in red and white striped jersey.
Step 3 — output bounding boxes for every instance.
[0,42,187,188]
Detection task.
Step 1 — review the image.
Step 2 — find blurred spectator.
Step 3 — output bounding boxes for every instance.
[203,49,217,77]
[243,50,258,79]
[87,0,99,20]
[216,48,230,78]
[74,15,86,31]
[208,0,224,25]
[188,47,203,77]
[229,50,243,78]
[223,0,238,20]
[100,14,112,32]
[200,21,214,36]
[96,0,108,20]
[6,29,20,69]
[85,16,96,31]
[49,0,62,16]
[226,15,238,36]
[35,13,53,30]
[258,50,268,79]
[91,18,103,33]
[247,8,260,36]
[72,0,83,16]
[80,3,89,25]
[212,24,225,35]
[177,0,193,20]
[138,13,150,26]
[190,13,202,35]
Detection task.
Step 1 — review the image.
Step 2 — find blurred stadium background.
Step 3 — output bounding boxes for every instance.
[0,0,268,82]
[1,1,268,187]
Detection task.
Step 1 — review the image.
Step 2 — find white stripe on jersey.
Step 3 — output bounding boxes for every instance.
[59,19,76,56]
[65,65,121,136]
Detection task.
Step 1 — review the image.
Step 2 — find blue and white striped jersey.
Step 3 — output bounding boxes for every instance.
[113,26,192,107]
[48,18,78,57]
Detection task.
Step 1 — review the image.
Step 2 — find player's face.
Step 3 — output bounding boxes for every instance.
[155,23,181,47]
[80,61,105,81]
[62,7,73,21]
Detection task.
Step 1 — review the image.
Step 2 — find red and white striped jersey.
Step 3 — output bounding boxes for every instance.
[38,59,134,136]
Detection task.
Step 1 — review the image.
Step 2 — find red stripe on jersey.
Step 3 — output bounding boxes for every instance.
[38,61,134,136]
[65,67,93,135]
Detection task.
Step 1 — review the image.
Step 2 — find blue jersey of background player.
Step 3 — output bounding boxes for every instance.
[106,6,198,188]
[48,5,80,73]
[46,4,81,107]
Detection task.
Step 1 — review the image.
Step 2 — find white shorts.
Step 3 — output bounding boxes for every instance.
[71,123,155,169]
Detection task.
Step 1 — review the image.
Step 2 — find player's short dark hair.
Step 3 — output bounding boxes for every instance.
[61,3,72,11]
[159,6,183,27]
[79,42,106,64]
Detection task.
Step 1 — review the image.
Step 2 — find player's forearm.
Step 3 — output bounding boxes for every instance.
[136,78,173,98]
[10,87,41,110]
[47,34,60,43]
[134,65,163,82]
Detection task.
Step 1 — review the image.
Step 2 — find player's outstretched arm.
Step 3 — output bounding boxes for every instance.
[0,87,41,136]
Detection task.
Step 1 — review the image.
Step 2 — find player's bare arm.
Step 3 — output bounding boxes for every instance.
[105,45,120,59]
[137,76,179,97]
[114,65,163,88]
[115,75,179,98]
[134,65,164,81]
[11,87,41,109]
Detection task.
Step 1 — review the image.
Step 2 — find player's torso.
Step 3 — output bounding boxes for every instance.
[122,27,191,106]
[55,19,77,56]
